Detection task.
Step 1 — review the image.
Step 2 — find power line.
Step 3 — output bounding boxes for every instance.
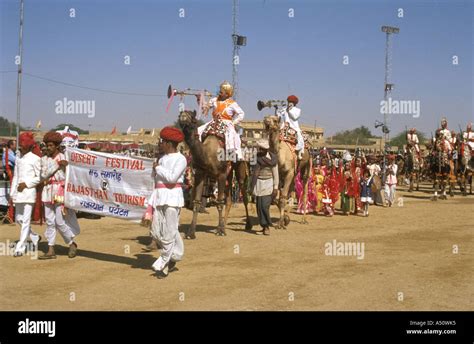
[22,72,167,97]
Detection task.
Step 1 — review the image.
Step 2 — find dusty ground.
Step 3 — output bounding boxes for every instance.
[0,182,472,311]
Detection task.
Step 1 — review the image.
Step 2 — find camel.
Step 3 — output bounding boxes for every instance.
[406,145,422,192]
[263,115,311,228]
[430,135,451,201]
[456,138,474,196]
[178,110,252,238]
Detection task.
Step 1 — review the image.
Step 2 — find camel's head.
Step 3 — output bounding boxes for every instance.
[263,115,280,132]
[178,110,197,128]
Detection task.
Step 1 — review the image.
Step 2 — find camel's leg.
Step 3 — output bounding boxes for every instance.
[470,173,473,194]
[223,169,233,227]
[461,172,467,196]
[440,175,447,200]
[278,172,294,229]
[235,162,252,231]
[431,175,438,201]
[301,171,309,225]
[188,172,205,239]
[408,172,414,192]
[216,172,227,236]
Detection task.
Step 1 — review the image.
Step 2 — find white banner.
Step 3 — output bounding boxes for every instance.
[65,147,154,220]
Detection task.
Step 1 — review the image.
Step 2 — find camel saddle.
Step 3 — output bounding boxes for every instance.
[279,122,311,149]
[201,119,227,145]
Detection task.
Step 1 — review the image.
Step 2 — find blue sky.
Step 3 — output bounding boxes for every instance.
[1,0,472,137]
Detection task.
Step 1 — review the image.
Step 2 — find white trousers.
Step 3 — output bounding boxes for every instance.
[44,203,75,246]
[295,129,304,152]
[151,206,184,272]
[65,208,80,236]
[14,203,40,254]
[198,119,242,159]
[384,184,397,204]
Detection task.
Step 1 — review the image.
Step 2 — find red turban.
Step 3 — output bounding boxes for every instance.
[19,132,36,149]
[160,126,184,143]
[287,95,299,105]
[43,131,63,145]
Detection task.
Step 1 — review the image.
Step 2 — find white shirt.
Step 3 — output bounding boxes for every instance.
[208,97,245,126]
[463,131,474,150]
[41,153,66,203]
[439,128,452,141]
[385,163,398,185]
[407,133,419,145]
[10,151,41,204]
[151,152,187,207]
[368,163,381,177]
[277,106,302,131]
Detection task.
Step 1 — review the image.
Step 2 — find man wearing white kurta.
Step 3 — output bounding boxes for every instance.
[39,131,78,259]
[151,126,187,278]
[439,117,452,141]
[407,128,420,155]
[10,132,41,256]
[384,156,398,207]
[463,123,474,151]
[197,81,244,160]
[277,95,304,159]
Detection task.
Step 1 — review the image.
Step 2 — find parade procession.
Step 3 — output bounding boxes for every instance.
[0,0,473,320]
[2,81,473,280]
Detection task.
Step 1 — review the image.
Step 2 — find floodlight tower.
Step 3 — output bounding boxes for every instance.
[381,25,399,147]
[232,0,246,100]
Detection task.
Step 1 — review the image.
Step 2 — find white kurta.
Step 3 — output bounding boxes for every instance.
[151,152,187,273]
[40,153,75,246]
[439,128,452,141]
[41,153,65,203]
[10,152,41,204]
[407,133,420,152]
[197,97,245,159]
[463,131,474,150]
[151,153,187,207]
[277,106,304,151]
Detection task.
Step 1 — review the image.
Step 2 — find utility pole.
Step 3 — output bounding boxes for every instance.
[16,0,25,146]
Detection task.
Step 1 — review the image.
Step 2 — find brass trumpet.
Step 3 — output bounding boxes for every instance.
[257,99,287,111]
[167,84,213,99]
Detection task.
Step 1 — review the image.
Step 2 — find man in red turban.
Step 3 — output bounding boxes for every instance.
[10,132,42,256]
[150,126,187,278]
[277,94,304,159]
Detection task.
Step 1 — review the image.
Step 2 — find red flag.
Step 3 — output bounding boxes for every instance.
[110,126,117,135]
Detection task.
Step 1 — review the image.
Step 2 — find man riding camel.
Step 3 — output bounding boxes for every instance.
[197,81,245,160]
[439,117,452,141]
[277,95,304,160]
[463,122,474,152]
[406,128,421,159]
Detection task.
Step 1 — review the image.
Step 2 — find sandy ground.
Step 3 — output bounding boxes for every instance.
[0,182,472,311]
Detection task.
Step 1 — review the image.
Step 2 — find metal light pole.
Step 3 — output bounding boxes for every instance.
[380,25,399,186]
[15,0,25,146]
[232,0,246,100]
[381,25,399,147]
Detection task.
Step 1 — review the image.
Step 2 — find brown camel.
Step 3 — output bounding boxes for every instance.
[178,110,252,238]
[264,115,312,228]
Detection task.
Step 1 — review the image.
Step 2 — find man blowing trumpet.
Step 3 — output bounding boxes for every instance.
[277,95,305,160]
